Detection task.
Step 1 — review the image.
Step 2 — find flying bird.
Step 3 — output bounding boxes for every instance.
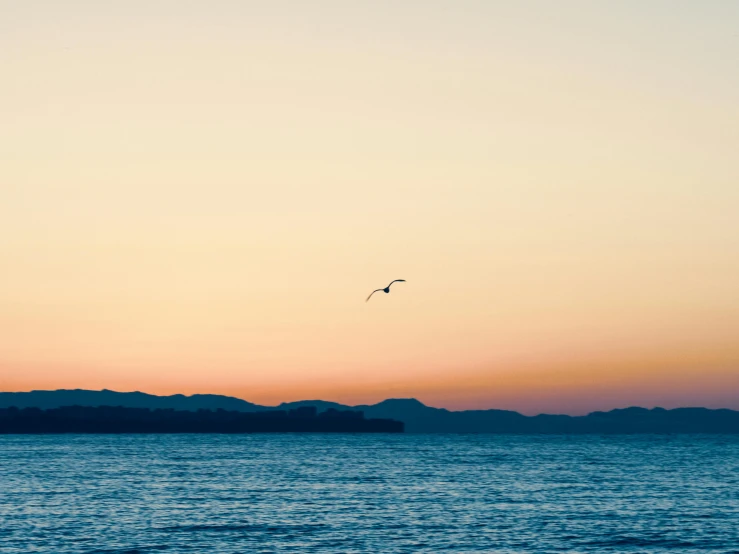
[366,280,406,302]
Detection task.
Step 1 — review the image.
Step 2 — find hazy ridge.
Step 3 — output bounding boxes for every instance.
[2,389,738,433]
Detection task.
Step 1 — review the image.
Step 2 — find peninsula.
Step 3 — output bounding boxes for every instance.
[0,405,404,434]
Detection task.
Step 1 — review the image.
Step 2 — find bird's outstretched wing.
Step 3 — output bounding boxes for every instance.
[366,289,383,302]
[387,279,406,288]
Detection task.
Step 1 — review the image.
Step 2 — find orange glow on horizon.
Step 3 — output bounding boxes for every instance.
[4,338,738,415]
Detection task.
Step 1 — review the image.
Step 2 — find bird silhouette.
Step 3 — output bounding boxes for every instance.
[366,280,406,302]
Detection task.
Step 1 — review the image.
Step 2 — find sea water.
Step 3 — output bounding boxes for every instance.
[1,434,738,553]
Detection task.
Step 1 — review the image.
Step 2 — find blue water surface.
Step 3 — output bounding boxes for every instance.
[1,434,738,553]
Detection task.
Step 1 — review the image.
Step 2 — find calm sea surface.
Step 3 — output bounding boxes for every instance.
[1,434,738,553]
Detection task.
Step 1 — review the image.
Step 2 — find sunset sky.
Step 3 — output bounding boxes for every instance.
[2,1,738,414]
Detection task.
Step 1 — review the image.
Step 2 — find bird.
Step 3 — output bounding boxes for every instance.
[366,279,406,302]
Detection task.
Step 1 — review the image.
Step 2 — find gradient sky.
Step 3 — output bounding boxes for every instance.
[2,1,738,414]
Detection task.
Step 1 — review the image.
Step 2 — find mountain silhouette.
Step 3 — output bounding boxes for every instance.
[0,389,260,412]
[0,405,403,434]
[1,389,738,433]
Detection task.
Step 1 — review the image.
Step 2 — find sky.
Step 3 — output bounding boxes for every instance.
[1,1,738,415]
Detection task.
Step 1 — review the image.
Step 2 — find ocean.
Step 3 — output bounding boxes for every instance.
[1,434,738,553]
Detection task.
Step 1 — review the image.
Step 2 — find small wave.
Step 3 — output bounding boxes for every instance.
[83,546,169,554]
[160,523,324,534]
[159,523,264,533]
[586,536,697,548]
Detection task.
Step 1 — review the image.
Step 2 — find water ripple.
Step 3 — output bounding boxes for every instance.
[1,434,738,553]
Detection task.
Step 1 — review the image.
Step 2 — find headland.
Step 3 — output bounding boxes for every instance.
[0,405,404,434]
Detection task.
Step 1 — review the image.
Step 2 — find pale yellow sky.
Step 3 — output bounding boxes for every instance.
[1,1,738,414]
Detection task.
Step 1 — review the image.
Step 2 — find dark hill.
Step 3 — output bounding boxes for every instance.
[1,389,738,433]
[0,405,403,434]
[0,389,260,412]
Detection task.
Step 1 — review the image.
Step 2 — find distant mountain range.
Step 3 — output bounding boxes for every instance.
[1,389,738,433]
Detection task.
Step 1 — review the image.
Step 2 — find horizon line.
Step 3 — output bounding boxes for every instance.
[1,387,735,418]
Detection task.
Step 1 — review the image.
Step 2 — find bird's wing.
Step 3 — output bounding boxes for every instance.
[387,279,406,287]
[366,289,382,302]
